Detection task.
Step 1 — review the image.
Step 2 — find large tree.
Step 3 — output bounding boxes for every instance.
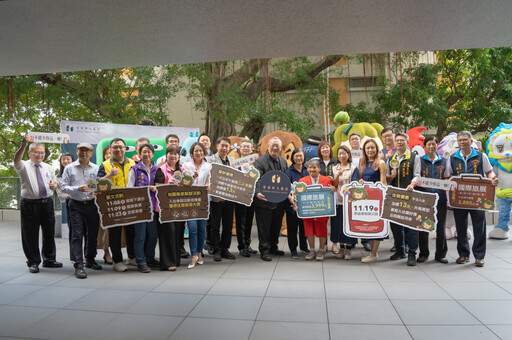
[0,66,180,175]
[182,56,342,143]
[340,48,512,138]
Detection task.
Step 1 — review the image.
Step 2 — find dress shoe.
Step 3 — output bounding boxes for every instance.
[29,264,39,273]
[103,256,113,265]
[407,255,417,266]
[260,254,272,261]
[85,261,103,270]
[270,249,285,256]
[213,251,222,262]
[416,256,428,263]
[390,252,406,260]
[221,250,236,260]
[181,250,190,259]
[147,259,160,268]
[42,261,63,268]
[475,259,485,267]
[362,242,371,252]
[435,257,449,264]
[75,268,87,279]
[239,249,250,257]
[390,246,396,252]
[456,256,470,264]
[247,246,257,255]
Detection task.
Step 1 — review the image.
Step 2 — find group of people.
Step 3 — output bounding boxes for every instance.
[14,127,499,279]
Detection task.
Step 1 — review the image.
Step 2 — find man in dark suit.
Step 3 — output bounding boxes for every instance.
[207,137,237,261]
[254,136,289,261]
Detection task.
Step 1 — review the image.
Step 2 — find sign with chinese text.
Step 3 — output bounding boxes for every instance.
[341,181,389,238]
[156,184,209,222]
[95,187,153,229]
[231,154,259,170]
[382,187,438,232]
[28,132,70,144]
[259,170,292,203]
[209,163,258,206]
[296,185,336,218]
[417,177,457,191]
[448,174,496,210]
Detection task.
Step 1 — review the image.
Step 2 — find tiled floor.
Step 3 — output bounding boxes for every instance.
[1,220,512,339]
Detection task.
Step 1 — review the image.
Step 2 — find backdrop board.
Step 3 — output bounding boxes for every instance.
[382,187,439,232]
[95,187,153,229]
[341,181,389,239]
[296,185,336,218]
[448,174,496,210]
[209,163,258,206]
[156,184,209,223]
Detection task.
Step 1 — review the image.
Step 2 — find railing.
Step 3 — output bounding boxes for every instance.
[0,177,61,210]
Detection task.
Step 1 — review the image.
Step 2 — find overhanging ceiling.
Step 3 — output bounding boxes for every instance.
[1,0,512,76]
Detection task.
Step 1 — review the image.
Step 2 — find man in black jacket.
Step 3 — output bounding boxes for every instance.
[254,136,289,261]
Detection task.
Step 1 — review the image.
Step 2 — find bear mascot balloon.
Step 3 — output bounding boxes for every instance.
[332,111,384,152]
[487,123,512,239]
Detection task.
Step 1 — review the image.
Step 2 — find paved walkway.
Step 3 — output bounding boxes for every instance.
[0,220,512,340]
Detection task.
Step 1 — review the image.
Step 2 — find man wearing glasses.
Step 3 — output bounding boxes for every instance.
[446,131,498,267]
[14,136,61,273]
[97,138,136,272]
[386,133,421,266]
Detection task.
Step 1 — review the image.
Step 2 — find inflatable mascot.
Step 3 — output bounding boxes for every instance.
[487,123,512,239]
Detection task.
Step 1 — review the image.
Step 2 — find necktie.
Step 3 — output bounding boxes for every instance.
[35,164,48,198]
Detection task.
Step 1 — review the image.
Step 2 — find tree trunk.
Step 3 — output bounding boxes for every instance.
[239,118,265,142]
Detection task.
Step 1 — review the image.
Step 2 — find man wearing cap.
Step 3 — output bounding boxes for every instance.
[14,136,61,273]
[61,142,102,279]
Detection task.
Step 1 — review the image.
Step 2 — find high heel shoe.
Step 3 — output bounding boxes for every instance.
[197,257,204,265]
[188,255,198,269]
[103,256,113,265]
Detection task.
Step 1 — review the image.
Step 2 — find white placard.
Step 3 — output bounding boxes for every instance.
[351,199,381,222]
[417,178,457,190]
[231,154,258,170]
[28,132,70,144]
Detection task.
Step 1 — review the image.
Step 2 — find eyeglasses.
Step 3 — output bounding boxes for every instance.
[457,138,470,143]
[31,151,45,156]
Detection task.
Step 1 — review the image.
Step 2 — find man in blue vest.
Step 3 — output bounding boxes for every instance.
[386,132,421,266]
[446,131,498,267]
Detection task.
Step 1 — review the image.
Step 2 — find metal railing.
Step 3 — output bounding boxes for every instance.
[0,177,61,210]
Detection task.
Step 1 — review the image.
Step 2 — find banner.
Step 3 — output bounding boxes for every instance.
[231,154,258,170]
[341,181,389,238]
[381,187,439,232]
[259,170,292,203]
[156,184,209,222]
[28,132,70,144]
[209,163,258,206]
[296,185,336,218]
[416,177,457,191]
[448,174,496,210]
[95,187,153,229]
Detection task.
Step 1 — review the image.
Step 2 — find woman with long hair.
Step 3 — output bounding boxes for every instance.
[358,139,387,263]
[182,142,211,269]
[331,145,359,259]
[154,145,183,271]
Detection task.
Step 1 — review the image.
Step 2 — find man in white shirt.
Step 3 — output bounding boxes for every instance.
[14,136,61,273]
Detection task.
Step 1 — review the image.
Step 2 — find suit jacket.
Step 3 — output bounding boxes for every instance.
[253,152,289,209]
[207,153,236,202]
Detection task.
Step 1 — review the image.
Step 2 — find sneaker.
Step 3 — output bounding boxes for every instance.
[291,251,299,259]
[113,262,128,272]
[316,250,325,261]
[361,253,379,263]
[137,264,151,273]
[336,248,346,259]
[456,256,470,264]
[344,248,352,260]
[407,255,417,266]
[305,251,316,261]
[125,258,137,266]
[390,252,406,261]
[300,248,310,254]
[75,268,87,279]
